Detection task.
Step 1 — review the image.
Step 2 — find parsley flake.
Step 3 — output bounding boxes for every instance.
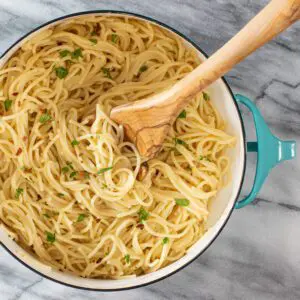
[15,188,24,199]
[139,65,148,73]
[175,198,190,207]
[89,38,97,44]
[71,139,79,146]
[97,166,113,174]
[61,166,69,174]
[77,214,86,222]
[39,112,52,124]
[162,237,169,244]
[101,67,112,79]
[124,254,130,264]
[70,171,77,179]
[4,99,12,111]
[174,138,187,146]
[55,67,68,79]
[178,110,186,119]
[59,50,71,58]
[111,33,118,43]
[138,208,149,222]
[43,213,50,219]
[203,92,210,101]
[71,48,83,59]
[46,231,56,243]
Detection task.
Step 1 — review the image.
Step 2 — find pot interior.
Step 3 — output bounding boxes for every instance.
[0,12,245,290]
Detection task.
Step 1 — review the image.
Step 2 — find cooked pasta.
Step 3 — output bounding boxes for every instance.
[0,15,235,278]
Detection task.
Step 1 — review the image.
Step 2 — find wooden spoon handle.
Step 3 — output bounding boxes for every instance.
[172,0,300,105]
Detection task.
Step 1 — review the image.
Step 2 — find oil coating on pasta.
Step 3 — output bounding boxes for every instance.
[0,15,235,278]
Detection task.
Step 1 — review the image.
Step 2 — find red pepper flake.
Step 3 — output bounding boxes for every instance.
[12,92,18,96]
[16,148,22,156]
[94,23,101,35]
[23,136,28,142]
[57,41,63,46]
[78,171,90,179]
[87,117,95,126]
[136,223,144,229]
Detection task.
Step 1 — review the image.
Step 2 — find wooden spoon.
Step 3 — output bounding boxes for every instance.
[110,0,300,158]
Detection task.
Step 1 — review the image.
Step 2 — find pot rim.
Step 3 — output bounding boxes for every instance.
[0,10,247,291]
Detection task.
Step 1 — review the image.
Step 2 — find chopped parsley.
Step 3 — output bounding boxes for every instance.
[89,38,97,44]
[71,139,79,146]
[71,48,83,59]
[175,198,190,207]
[16,148,22,156]
[39,112,52,124]
[111,33,118,43]
[55,67,68,79]
[15,188,24,199]
[59,50,71,58]
[101,67,112,79]
[139,65,148,73]
[70,171,77,179]
[97,166,113,174]
[77,214,86,222]
[46,231,56,243]
[178,110,186,119]
[174,138,187,146]
[57,193,65,197]
[162,237,169,244]
[138,208,149,222]
[203,91,210,101]
[91,31,97,36]
[43,213,50,218]
[124,254,130,264]
[4,99,12,111]
[61,166,69,174]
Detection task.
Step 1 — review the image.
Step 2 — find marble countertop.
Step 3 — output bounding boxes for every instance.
[0,0,299,299]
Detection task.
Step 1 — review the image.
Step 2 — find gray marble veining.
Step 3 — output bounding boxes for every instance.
[0,0,299,299]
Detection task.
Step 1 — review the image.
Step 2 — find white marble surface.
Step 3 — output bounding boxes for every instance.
[0,0,299,299]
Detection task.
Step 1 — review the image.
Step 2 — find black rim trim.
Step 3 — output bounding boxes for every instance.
[0,10,247,292]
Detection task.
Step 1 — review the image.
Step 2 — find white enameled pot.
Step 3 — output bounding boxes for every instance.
[0,11,295,291]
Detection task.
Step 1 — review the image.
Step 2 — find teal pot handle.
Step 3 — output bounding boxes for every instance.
[234,94,296,209]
